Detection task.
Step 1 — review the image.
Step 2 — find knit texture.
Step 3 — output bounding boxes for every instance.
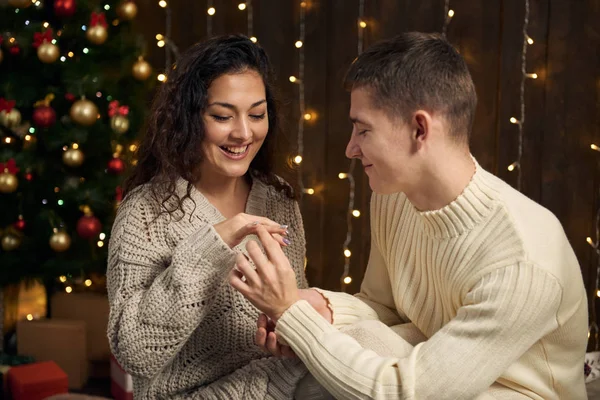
[107,176,308,399]
[276,160,588,400]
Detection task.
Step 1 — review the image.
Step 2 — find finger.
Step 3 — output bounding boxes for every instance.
[271,233,290,247]
[266,332,281,357]
[228,269,250,294]
[266,318,276,333]
[280,345,297,359]
[236,223,287,244]
[246,240,271,273]
[255,225,288,266]
[250,216,288,230]
[257,313,268,329]
[255,326,268,350]
[235,253,261,287]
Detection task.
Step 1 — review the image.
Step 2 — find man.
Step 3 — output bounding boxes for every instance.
[229,32,588,399]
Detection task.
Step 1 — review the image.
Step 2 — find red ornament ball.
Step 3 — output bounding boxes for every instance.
[76,215,102,239]
[24,172,33,181]
[65,93,76,102]
[32,105,56,128]
[13,218,26,231]
[9,46,20,55]
[107,157,125,175]
[54,0,76,17]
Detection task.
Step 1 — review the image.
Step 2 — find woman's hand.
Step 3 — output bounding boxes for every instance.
[214,213,289,249]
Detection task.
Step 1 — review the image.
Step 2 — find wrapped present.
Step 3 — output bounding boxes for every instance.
[0,353,35,396]
[111,355,133,400]
[51,292,110,362]
[7,360,68,400]
[17,319,88,389]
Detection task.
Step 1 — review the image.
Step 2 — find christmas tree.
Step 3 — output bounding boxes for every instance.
[0,0,154,294]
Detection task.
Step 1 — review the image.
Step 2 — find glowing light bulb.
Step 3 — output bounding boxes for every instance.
[510,117,519,124]
[207,7,216,15]
[85,279,92,287]
[294,155,303,164]
[338,173,347,179]
[26,314,33,321]
[238,3,246,10]
[295,40,303,48]
[289,76,298,83]
[59,275,67,283]
[344,249,351,258]
[65,286,73,293]
[359,20,367,28]
[158,74,167,82]
[158,0,167,7]
[448,9,455,17]
[352,210,361,217]
[250,36,257,43]
[592,144,600,151]
[343,276,352,284]
[526,73,538,79]
[305,188,315,195]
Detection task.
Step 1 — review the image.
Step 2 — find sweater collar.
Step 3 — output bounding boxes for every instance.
[416,158,499,239]
[174,174,268,223]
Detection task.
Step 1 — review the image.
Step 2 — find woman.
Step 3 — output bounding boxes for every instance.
[107,35,309,399]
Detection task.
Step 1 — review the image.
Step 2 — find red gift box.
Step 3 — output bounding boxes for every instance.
[7,361,68,400]
[110,355,133,400]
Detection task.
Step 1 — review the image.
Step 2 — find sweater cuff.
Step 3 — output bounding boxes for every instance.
[175,225,237,270]
[312,288,379,327]
[276,300,338,351]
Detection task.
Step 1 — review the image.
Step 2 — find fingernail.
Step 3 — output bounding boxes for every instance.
[280,224,288,229]
[284,230,289,236]
[283,238,291,245]
[252,221,260,226]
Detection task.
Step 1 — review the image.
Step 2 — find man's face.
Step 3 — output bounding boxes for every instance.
[346,86,419,194]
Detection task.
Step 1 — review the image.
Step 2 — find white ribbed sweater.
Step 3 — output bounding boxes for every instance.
[277,161,588,399]
[107,177,309,399]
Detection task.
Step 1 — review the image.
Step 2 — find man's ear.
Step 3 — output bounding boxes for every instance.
[413,110,431,148]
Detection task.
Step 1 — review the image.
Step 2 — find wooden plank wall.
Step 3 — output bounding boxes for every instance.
[135,0,600,329]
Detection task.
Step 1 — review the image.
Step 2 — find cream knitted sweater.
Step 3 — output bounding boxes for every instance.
[276,161,588,399]
[107,176,309,399]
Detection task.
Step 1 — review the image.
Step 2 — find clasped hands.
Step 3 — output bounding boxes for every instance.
[229,225,332,358]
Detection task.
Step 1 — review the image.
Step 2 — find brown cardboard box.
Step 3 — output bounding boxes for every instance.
[17,318,88,390]
[51,292,110,362]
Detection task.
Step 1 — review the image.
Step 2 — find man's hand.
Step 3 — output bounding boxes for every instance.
[229,225,300,322]
[255,313,296,358]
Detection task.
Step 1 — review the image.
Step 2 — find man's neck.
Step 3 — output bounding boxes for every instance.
[406,151,476,212]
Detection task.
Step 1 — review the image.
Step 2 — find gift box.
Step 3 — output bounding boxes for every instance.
[17,319,88,389]
[0,353,35,397]
[7,360,68,400]
[110,355,133,400]
[51,292,110,362]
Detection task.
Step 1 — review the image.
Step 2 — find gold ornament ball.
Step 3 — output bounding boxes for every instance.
[8,0,31,7]
[70,98,98,126]
[117,1,138,20]
[49,231,71,252]
[0,172,18,193]
[1,234,21,251]
[63,148,85,167]
[132,58,152,81]
[37,42,60,64]
[0,108,22,128]
[110,115,130,135]
[86,25,108,45]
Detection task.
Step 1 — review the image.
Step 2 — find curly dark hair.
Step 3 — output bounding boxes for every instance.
[123,34,294,216]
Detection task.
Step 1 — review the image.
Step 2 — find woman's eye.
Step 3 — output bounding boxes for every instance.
[211,115,230,122]
[250,114,266,120]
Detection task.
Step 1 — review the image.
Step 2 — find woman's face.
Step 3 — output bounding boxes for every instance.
[200,70,269,180]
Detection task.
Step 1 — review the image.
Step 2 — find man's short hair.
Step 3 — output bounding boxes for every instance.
[344,32,477,142]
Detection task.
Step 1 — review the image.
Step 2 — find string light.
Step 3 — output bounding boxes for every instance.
[238,2,246,10]
[155,1,179,86]
[65,286,73,294]
[592,144,600,152]
[207,1,215,36]
[59,275,67,283]
[589,145,600,345]
[158,73,167,82]
[442,0,453,37]
[507,0,534,191]
[84,279,92,286]
[158,0,167,7]
[340,0,366,289]
[294,0,307,195]
[245,1,254,42]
